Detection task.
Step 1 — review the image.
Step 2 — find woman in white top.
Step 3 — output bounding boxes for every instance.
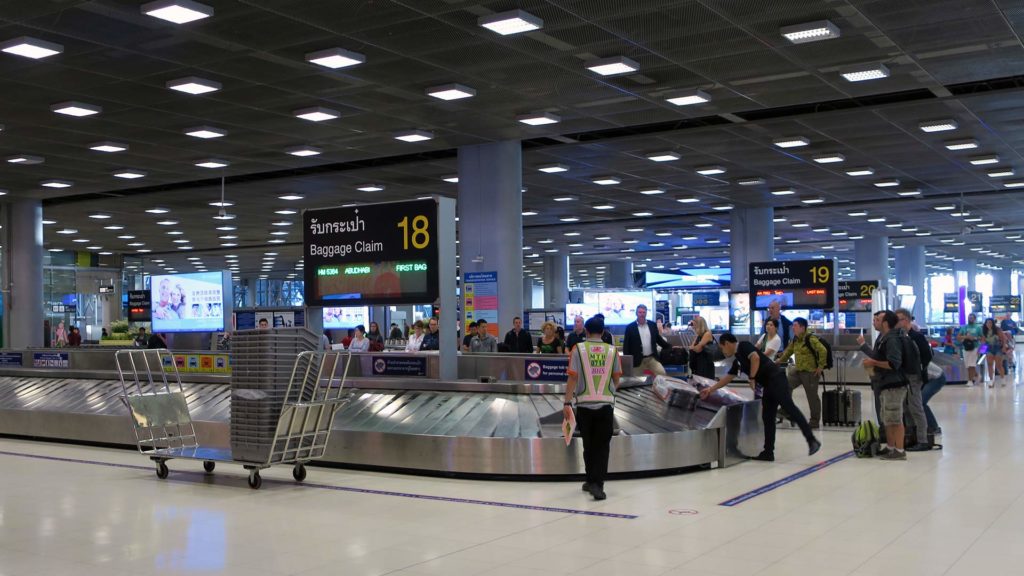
[404,320,425,352]
[348,325,371,352]
[756,318,782,358]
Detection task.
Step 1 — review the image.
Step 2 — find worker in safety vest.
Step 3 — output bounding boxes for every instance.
[563,315,623,501]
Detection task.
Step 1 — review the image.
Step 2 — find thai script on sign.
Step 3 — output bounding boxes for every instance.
[308,212,366,236]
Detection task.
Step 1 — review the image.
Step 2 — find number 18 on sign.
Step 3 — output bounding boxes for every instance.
[304,199,440,306]
[749,259,836,311]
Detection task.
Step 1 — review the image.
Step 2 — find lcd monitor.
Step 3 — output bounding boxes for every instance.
[151,271,231,333]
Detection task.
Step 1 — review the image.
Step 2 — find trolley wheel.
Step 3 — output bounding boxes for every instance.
[203,461,216,473]
[247,470,262,490]
[156,461,169,479]
[292,464,307,482]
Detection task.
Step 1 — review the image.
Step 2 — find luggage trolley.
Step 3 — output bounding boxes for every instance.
[117,349,351,489]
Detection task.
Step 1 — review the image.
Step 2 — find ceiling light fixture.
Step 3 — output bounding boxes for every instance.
[90,141,128,153]
[88,212,112,219]
[146,207,170,214]
[696,165,726,175]
[7,154,43,164]
[537,163,568,173]
[294,106,340,122]
[40,179,72,188]
[846,167,874,176]
[848,210,868,216]
[585,56,640,76]
[665,88,710,106]
[184,126,226,139]
[639,188,664,195]
[988,168,1015,178]
[304,47,365,69]
[780,20,841,43]
[736,177,765,186]
[0,36,63,59]
[896,189,922,196]
[113,169,146,179]
[442,175,459,183]
[141,0,213,24]
[646,151,680,162]
[592,176,620,185]
[517,111,561,126]
[285,146,322,157]
[773,136,810,148]
[1002,180,1024,188]
[425,83,476,101]
[51,101,101,117]
[771,188,795,196]
[919,119,958,133]
[478,9,543,35]
[394,129,433,143]
[874,179,900,187]
[945,139,979,151]
[195,159,229,168]
[676,196,700,203]
[711,202,734,211]
[166,76,221,94]
[592,203,615,210]
[840,63,890,82]
[812,153,845,164]
[103,225,124,230]
[357,184,384,192]
[969,154,999,165]
[156,219,178,226]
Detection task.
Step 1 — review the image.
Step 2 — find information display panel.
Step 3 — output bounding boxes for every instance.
[304,199,439,306]
[944,293,959,313]
[598,291,654,325]
[127,290,151,322]
[990,295,1021,315]
[749,260,835,311]
[838,280,878,312]
[151,271,231,333]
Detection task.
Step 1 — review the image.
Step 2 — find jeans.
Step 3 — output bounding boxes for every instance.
[576,405,614,487]
[921,374,946,432]
[905,375,928,444]
[761,373,816,455]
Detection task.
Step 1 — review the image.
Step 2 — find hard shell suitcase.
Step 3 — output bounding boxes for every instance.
[823,384,861,426]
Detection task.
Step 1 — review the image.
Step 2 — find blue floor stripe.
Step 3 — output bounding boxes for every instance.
[718,451,855,507]
[0,449,637,519]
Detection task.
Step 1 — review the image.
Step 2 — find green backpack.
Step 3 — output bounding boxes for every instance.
[851,420,880,458]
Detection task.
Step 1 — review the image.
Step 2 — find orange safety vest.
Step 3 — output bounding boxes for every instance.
[574,341,618,406]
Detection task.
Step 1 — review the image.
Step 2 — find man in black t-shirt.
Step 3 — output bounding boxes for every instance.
[462,322,478,352]
[701,332,821,461]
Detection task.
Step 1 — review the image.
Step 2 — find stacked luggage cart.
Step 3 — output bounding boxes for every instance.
[117,328,351,489]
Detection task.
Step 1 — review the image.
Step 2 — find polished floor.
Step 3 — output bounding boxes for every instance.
[1,373,1023,576]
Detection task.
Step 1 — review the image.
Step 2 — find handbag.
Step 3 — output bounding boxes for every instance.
[963,339,976,352]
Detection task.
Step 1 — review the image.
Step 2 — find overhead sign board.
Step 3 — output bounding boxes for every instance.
[990,295,1021,314]
[943,293,959,313]
[304,199,440,306]
[691,291,720,307]
[837,280,878,312]
[749,260,835,311]
[127,290,152,322]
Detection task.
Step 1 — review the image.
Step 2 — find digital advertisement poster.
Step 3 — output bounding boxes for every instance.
[597,291,654,325]
[151,272,228,333]
[323,306,370,330]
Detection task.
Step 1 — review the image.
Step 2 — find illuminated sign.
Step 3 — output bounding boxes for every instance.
[749,260,835,310]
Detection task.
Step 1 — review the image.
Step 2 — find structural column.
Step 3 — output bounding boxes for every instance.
[729,207,774,293]
[855,237,889,287]
[606,261,633,289]
[542,254,569,310]
[7,200,43,348]
[523,277,536,309]
[954,259,977,292]
[993,269,1012,295]
[457,141,523,334]
[895,245,926,322]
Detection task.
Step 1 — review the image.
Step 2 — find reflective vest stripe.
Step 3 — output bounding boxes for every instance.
[576,341,617,404]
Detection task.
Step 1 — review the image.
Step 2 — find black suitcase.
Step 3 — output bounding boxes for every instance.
[666,387,700,411]
[659,346,689,366]
[823,384,861,426]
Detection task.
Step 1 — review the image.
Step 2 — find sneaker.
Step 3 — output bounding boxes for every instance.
[881,449,907,461]
[751,451,775,462]
[581,482,592,493]
[810,423,821,430]
[906,444,931,452]
[966,380,975,387]
[808,439,822,456]
[590,485,607,501]
[877,447,890,456]
[929,427,942,436]
[989,381,995,388]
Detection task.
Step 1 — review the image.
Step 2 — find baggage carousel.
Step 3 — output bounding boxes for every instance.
[0,368,764,477]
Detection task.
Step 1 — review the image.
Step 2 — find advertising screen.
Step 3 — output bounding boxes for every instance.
[565,303,598,323]
[597,291,654,325]
[322,306,370,330]
[151,272,229,333]
[644,268,731,289]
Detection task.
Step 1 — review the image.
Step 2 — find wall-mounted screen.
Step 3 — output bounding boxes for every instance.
[565,303,598,322]
[323,306,370,330]
[597,291,654,325]
[643,268,731,289]
[151,272,230,333]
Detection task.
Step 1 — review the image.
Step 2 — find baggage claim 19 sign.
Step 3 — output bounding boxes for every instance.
[304,199,439,306]
[749,260,836,310]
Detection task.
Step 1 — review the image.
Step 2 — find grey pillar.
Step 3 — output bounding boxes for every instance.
[457,141,523,335]
[855,237,889,286]
[895,245,926,322]
[542,254,569,310]
[7,201,43,348]
[607,261,634,289]
[729,207,774,293]
[523,277,535,309]
[243,277,258,307]
[993,269,1012,295]
[955,259,977,292]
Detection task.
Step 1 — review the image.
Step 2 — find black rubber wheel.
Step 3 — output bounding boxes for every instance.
[203,461,215,473]
[248,471,262,490]
[156,461,169,479]
[293,464,307,482]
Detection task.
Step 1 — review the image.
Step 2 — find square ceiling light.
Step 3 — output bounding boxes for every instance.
[357,184,384,192]
[780,20,840,44]
[426,83,476,101]
[592,176,620,185]
[736,177,765,186]
[896,188,921,196]
[41,179,72,188]
[840,63,890,82]
[801,197,826,204]
[969,154,999,165]
[478,9,543,35]
[988,168,1015,178]
[874,179,900,187]
[442,175,459,183]
[195,159,229,168]
[517,111,560,126]
[184,126,226,139]
[945,138,978,151]
[113,169,146,179]
[676,196,700,203]
[7,154,43,164]
[141,0,213,24]
[586,56,639,76]
[51,101,102,117]
[394,129,433,142]
[285,146,321,157]
[1003,180,1024,188]
[665,88,710,106]
[696,165,725,175]
[711,203,734,211]
[0,36,63,59]
[537,163,568,173]
[592,203,615,210]
[919,119,958,132]
[294,106,339,122]
[639,188,664,195]
[90,141,127,153]
[771,188,795,196]
[773,136,809,148]
[813,153,845,163]
[166,76,221,94]
[305,47,366,69]
[846,167,874,176]
[647,151,680,162]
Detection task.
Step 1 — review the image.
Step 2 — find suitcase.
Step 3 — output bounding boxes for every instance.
[659,346,689,366]
[666,387,700,411]
[823,384,861,426]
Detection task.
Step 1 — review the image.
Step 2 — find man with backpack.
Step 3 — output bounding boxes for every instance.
[857,310,908,461]
[896,309,932,450]
[777,318,828,429]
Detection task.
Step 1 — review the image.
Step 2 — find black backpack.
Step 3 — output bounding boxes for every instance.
[804,334,834,370]
[898,331,921,380]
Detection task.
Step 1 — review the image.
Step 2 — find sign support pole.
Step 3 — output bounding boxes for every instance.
[436,197,458,380]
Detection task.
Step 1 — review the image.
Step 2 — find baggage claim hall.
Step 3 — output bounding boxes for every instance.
[1,2,1024,575]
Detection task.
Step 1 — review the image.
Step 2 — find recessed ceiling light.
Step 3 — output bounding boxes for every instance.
[1003,180,1024,188]
[592,176,620,185]
[846,167,874,176]
[98,251,113,256]
[425,83,476,101]
[294,106,339,122]
[665,88,710,106]
[271,220,292,227]
[915,231,932,237]
[896,189,921,196]
[945,139,979,151]
[103,224,123,230]
[284,146,322,158]
[220,242,237,247]
[976,222,995,228]
[848,210,868,216]
[275,209,297,215]
[117,234,135,239]
[773,217,787,222]
[559,217,580,222]
[736,177,765,186]
[166,230,184,235]
[694,222,713,228]
[127,242,145,247]
[212,213,236,221]
[773,136,810,148]
[812,226,829,233]
[208,201,233,208]
[173,239,191,244]
[537,163,569,173]
[394,129,433,143]
[304,47,366,69]
[638,188,665,195]
[812,153,845,164]
[791,222,809,228]
[696,165,726,175]
[156,220,178,226]
[632,211,653,217]
[357,184,384,192]
[969,154,999,165]
[780,20,840,44]
[90,141,128,153]
[55,228,77,235]
[442,175,459,183]
[885,222,903,228]
[478,9,543,35]
[676,196,700,203]
[270,230,289,236]
[521,210,538,216]
[88,212,112,219]
[988,168,1015,178]
[933,204,957,211]
[113,169,146,179]
[647,151,681,162]
[0,36,63,59]
[771,188,795,196]
[7,155,44,164]
[195,159,229,168]
[586,56,639,76]
[166,76,221,94]
[711,203,734,211]
[216,226,236,231]
[840,63,890,82]
[517,111,560,126]
[919,119,958,133]
[47,248,64,253]
[874,179,900,187]
[141,0,213,24]
[801,197,825,204]
[40,179,72,188]
[51,101,102,117]
[177,246,193,250]
[184,126,226,139]
[592,203,615,210]
[146,207,170,214]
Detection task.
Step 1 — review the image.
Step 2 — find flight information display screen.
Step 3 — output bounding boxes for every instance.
[315,261,429,302]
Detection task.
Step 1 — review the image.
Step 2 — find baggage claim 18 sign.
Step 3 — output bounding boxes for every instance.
[749,260,836,310]
[304,199,440,306]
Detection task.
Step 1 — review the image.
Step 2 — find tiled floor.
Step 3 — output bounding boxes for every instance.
[2,371,1023,576]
